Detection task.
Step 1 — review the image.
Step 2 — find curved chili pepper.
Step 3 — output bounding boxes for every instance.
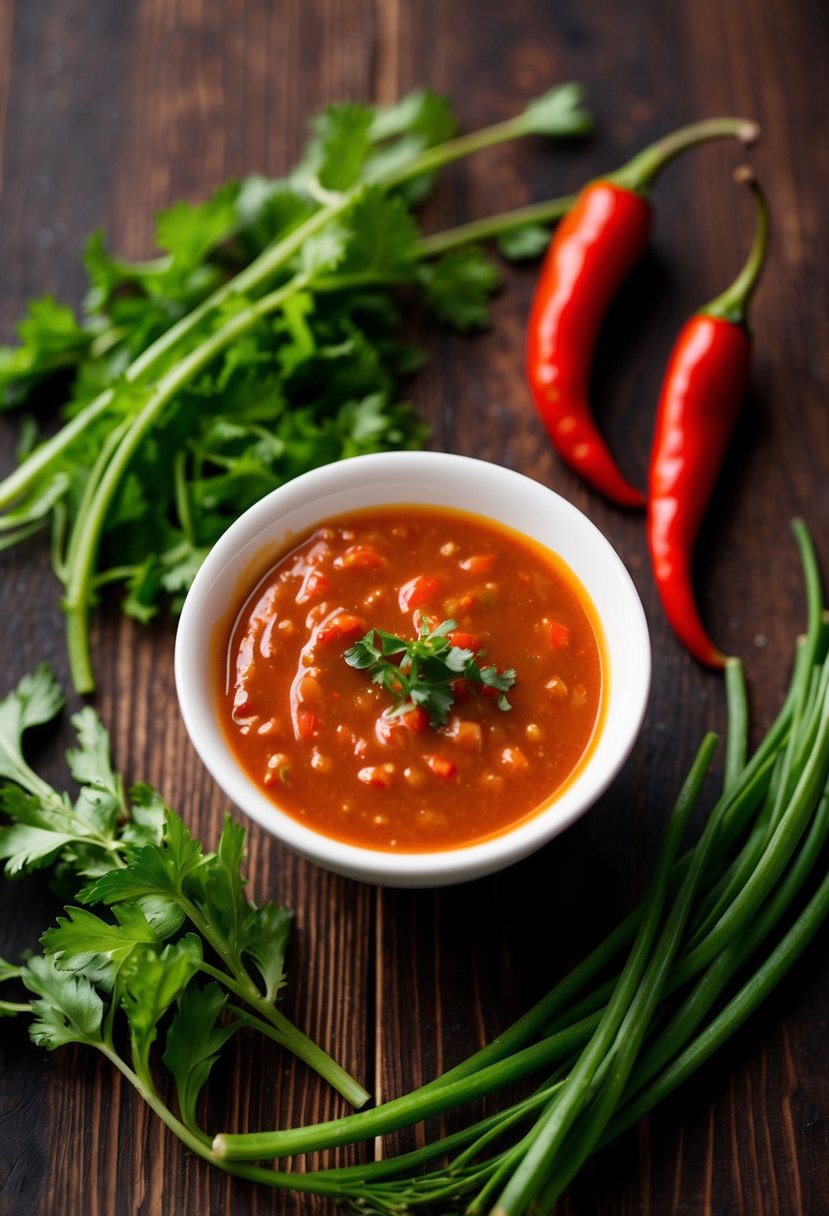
[527,118,759,508]
[647,169,769,667]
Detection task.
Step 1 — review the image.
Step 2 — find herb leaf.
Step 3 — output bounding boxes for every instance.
[244,903,293,1004]
[344,617,516,727]
[79,810,207,907]
[162,981,236,1130]
[122,937,203,1079]
[417,246,501,331]
[522,82,594,136]
[0,664,65,791]
[497,223,552,261]
[24,955,105,1049]
[41,902,159,991]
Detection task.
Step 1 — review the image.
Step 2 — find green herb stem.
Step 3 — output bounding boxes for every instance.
[183,896,369,1109]
[63,276,305,692]
[100,1041,214,1158]
[416,194,575,259]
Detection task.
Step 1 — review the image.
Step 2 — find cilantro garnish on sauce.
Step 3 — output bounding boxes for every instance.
[344,617,516,727]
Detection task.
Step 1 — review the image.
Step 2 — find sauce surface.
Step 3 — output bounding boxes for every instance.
[217,505,605,851]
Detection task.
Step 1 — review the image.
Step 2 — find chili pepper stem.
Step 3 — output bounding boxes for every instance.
[703,169,770,325]
[608,117,760,195]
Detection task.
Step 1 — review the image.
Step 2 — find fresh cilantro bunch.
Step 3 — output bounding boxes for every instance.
[0,665,369,1127]
[0,84,591,692]
[344,617,516,726]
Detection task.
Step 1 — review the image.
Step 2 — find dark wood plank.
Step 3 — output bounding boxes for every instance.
[0,0,827,1214]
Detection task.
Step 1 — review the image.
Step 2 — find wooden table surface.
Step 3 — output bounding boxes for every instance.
[1,1,828,1213]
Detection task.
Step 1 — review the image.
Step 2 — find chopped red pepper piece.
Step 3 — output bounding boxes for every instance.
[357,765,392,788]
[424,754,458,781]
[296,567,331,604]
[375,705,429,745]
[549,621,571,649]
[335,544,384,570]
[399,575,440,612]
[449,630,481,652]
[315,612,366,648]
[459,553,495,574]
[295,709,319,741]
[401,705,429,733]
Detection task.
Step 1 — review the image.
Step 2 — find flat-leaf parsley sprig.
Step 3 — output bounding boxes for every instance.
[0,665,368,1108]
[344,617,517,726]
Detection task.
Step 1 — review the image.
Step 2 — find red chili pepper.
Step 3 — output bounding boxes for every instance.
[647,170,769,667]
[527,118,759,508]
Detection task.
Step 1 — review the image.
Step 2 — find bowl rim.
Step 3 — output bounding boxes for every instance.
[175,451,651,886]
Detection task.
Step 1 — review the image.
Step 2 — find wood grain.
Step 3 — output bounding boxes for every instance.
[1,1,828,1213]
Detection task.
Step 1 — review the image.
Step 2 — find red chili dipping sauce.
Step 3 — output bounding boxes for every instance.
[217,506,605,851]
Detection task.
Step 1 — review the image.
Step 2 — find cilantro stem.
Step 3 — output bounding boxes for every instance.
[63,276,306,693]
[227,1003,370,1109]
[180,898,369,1109]
[99,1041,214,1157]
[173,450,195,544]
[416,194,576,258]
[377,88,588,190]
[0,999,30,1013]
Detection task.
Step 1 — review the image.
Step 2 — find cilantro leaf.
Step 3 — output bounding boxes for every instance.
[245,903,293,1003]
[0,680,166,880]
[307,102,375,192]
[197,815,255,966]
[522,82,593,136]
[24,954,105,1049]
[41,902,159,991]
[344,617,516,727]
[121,783,167,850]
[163,981,236,1130]
[301,226,349,278]
[497,224,552,261]
[121,937,202,1079]
[234,180,313,255]
[417,247,500,331]
[79,809,206,907]
[0,664,65,789]
[0,791,81,875]
[0,296,93,409]
[155,181,241,272]
[366,91,458,204]
[65,707,124,835]
[340,187,420,278]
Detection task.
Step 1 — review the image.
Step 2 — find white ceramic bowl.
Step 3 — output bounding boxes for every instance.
[175,451,651,887]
